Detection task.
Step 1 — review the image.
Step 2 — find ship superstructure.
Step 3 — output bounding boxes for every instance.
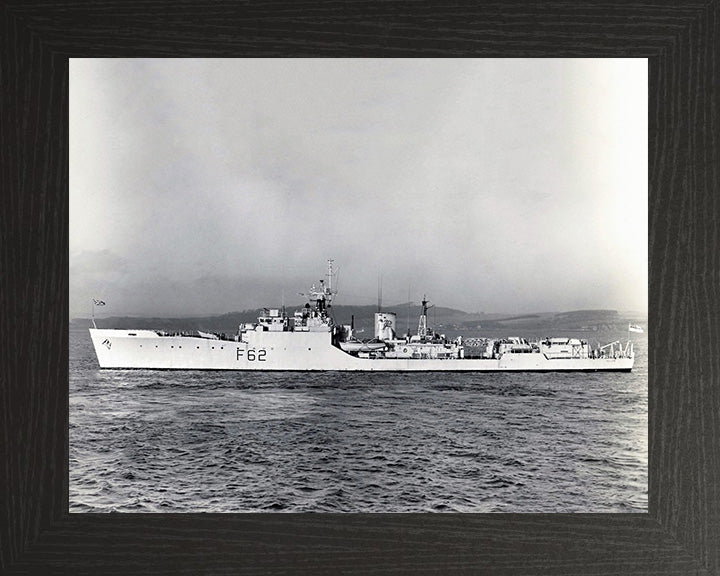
[89,261,635,372]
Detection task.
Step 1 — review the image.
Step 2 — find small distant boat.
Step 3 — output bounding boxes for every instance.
[89,260,635,372]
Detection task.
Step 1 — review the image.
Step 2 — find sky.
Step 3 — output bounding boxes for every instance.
[70,59,647,319]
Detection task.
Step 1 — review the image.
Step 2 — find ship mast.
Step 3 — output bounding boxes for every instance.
[327,258,334,296]
[377,275,382,312]
[418,295,428,338]
[325,259,335,319]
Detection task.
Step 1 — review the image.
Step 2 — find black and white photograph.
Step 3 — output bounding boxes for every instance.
[69,58,648,513]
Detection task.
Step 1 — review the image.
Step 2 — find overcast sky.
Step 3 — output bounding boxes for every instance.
[70,58,647,318]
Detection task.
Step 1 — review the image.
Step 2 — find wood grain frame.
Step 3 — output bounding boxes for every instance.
[1,2,718,574]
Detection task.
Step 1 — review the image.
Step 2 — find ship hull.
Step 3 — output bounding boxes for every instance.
[89,329,634,372]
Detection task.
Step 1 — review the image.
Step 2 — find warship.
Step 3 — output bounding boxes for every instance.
[89,261,635,372]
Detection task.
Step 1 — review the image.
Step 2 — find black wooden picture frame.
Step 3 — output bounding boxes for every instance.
[2,2,718,574]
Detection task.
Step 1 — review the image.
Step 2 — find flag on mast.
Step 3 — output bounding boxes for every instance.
[628,324,644,333]
[93,299,106,306]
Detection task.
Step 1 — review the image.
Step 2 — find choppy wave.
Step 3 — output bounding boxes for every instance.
[70,329,648,512]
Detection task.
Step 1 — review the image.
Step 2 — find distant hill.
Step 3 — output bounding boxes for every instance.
[70,303,482,335]
[71,304,646,338]
[472,309,631,332]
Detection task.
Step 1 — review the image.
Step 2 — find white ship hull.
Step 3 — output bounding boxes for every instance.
[89,328,634,372]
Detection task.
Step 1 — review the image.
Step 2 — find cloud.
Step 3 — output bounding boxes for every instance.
[70,59,647,318]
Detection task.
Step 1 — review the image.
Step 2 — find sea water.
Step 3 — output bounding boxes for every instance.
[70,328,647,512]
